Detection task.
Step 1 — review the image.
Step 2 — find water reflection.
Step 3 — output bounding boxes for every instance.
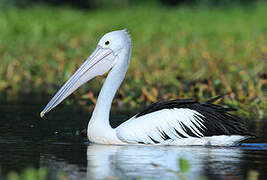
[41,154,87,180]
[1,99,266,180]
[86,144,244,180]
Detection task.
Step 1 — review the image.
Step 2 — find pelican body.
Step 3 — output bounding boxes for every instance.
[41,29,254,146]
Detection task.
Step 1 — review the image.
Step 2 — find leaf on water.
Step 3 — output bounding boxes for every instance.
[7,171,19,180]
[200,175,209,180]
[179,158,190,173]
[247,170,259,180]
[151,163,159,167]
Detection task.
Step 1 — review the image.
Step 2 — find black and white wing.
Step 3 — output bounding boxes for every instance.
[116,95,254,145]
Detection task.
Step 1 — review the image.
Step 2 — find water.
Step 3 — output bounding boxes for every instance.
[0,96,267,180]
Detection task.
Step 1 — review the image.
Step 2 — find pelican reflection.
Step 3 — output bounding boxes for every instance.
[86,145,244,180]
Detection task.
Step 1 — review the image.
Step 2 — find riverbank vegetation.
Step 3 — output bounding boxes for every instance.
[0,2,266,119]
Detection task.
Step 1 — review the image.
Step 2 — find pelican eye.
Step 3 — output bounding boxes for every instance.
[105,41,110,45]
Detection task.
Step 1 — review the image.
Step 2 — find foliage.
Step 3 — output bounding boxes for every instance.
[0,3,266,119]
[2,167,70,180]
[160,0,260,6]
[179,158,190,173]
[0,0,262,9]
[5,168,47,180]
[1,158,196,180]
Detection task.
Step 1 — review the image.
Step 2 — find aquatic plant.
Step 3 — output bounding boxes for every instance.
[5,168,47,180]
[4,167,70,180]
[0,3,266,119]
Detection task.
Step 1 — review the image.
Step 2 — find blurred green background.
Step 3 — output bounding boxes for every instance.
[0,0,266,119]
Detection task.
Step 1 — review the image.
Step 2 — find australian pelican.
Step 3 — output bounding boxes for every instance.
[40,29,254,146]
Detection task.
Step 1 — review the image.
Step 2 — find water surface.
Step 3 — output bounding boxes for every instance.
[0,96,267,179]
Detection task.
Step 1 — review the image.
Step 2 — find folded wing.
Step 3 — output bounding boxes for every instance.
[116,97,254,144]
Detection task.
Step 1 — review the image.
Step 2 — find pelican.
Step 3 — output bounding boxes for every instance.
[40,29,254,146]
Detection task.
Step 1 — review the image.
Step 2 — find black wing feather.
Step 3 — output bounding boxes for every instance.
[135,98,196,118]
[135,95,255,137]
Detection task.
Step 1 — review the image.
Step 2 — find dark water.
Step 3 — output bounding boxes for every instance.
[0,96,267,180]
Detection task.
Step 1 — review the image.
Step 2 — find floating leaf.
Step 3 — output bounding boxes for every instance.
[179,158,190,173]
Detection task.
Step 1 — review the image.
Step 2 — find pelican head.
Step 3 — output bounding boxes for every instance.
[40,29,132,117]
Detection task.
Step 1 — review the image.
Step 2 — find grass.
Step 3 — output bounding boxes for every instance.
[2,167,70,180]
[0,3,266,119]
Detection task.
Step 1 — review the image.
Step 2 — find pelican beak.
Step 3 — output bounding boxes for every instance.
[40,46,115,118]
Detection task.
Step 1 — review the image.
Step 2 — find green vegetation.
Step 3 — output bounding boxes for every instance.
[1,158,194,180]
[179,158,190,173]
[0,3,266,119]
[3,167,70,180]
[5,168,47,180]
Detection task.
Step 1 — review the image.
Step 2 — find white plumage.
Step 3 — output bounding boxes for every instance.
[41,29,254,146]
[117,109,205,143]
[115,108,247,146]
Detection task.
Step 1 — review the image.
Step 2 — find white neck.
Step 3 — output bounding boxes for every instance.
[87,47,131,144]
